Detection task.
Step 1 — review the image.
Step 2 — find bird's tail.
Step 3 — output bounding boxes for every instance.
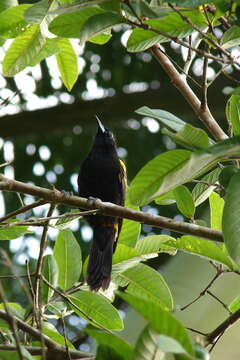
[87,225,115,291]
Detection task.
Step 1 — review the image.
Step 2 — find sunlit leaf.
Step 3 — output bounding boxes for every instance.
[134,325,165,360]
[53,229,82,290]
[192,168,221,206]
[0,5,31,38]
[41,255,58,304]
[173,185,195,218]
[68,290,124,330]
[209,192,224,230]
[220,25,240,49]
[226,95,240,136]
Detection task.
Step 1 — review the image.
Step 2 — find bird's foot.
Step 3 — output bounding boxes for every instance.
[87,196,101,208]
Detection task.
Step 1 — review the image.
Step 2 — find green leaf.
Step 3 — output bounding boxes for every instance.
[134,325,165,360]
[130,137,240,206]
[96,345,123,360]
[119,263,173,310]
[41,255,58,304]
[222,171,240,264]
[192,168,221,206]
[0,5,31,38]
[129,149,191,206]
[112,236,176,276]
[54,209,83,230]
[220,25,240,49]
[118,193,141,247]
[135,235,176,256]
[47,301,68,316]
[162,123,210,151]
[228,294,240,312]
[209,192,224,230]
[30,37,60,66]
[226,95,240,136]
[155,190,176,205]
[0,303,25,320]
[24,0,52,24]
[166,235,233,269]
[68,290,124,330]
[53,229,82,290]
[0,0,18,12]
[55,38,78,91]
[86,328,133,360]
[79,12,124,44]
[0,347,34,360]
[0,222,31,240]
[3,24,46,76]
[48,6,104,38]
[136,106,185,132]
[89,31,112,45]
[119,292,194,356]
[157,335,188,355]
[173,185,195,218]
[42,322,75,349]
[127,10,206,52]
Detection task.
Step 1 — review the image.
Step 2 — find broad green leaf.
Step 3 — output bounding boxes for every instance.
[119,263,173,310]
[228,295,240,312]
[162,123,210,151]
[68,290,123,330]
[48,6,104,38]
[222,172,240,264]
[41,255,58,304]
[86,329,133,360]
[47,301,68,316]
[53,229,82,290]
[167,0,209,6]
[112,236,176,276]
[0,222,31,240]
[119,194,141,247]
[155,190,176,205]
[131,137,240,206]
[192,168,221,206]
[3,24,46,76]
[30,37,60,66]
[51,0,104,14]
[135,235,176,256]
[226,95,240,136]
[54,209,82,230]
[157,335,188,355]
[209,192,224,230]
[99,0,121,12]
[89,31,112,45]
[0,303,25,320]
[127,10,206,52]
[166,236,233,269]
[0,348,34,360]
[42,322,75,349]
[79,12,124,44]
[220,25,240,49]
[173,185,195,218]
[129,149,191,206]
[24,0,52,24]
[96,345,123,360]
[0,5,31,38]
[136,106,185,132]
[55,38,78,91]
[119,293,194,356]
[0,0,18,12]
[134,325,165,360]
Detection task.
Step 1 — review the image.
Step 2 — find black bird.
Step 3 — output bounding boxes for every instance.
[78,117,127,291]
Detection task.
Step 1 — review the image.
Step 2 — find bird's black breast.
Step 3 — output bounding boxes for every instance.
[78,152,122,205]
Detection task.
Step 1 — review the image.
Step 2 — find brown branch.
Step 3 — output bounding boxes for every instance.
[206,290,232,314]
[34,204,55,322]
[150,44,228,141]
[206,309,240,345]
[0,174,223,242]
[0,310,94,359]
[0,199,47,223]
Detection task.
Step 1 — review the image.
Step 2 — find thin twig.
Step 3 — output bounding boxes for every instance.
[206,290,232,314]
[201,43,209,111]
[181,271,223,311]
[0,199,47,223]
[0,310,94,358]
[34,203,55,325]
[0,282,24,360]
[187,327,207,336]
[61,315,71,360]
[26,260,35,301]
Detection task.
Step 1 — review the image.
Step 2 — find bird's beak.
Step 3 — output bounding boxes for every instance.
[95,115,106,133]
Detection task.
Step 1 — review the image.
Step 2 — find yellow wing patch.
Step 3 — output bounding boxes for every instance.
[119,159,127,188]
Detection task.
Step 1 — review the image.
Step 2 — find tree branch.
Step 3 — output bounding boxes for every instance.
[0,310,94,359]
[150,44,228,141]
[0,174,223,242]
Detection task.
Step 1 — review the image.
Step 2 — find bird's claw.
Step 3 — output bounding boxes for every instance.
[87,196,101,207]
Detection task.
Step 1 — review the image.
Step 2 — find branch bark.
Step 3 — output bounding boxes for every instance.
[0,174,223,242]
[150,45,228,141]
